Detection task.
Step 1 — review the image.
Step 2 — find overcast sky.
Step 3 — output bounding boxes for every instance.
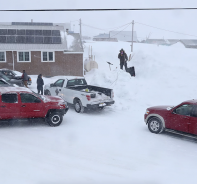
[1,0,197,39]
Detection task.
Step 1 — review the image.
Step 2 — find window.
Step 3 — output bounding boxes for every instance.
[42,51,54,62]
[191,105,197,117]
[0,80,7,84]
[67,79,87,87]
[18,52,31,62]
[2,94,18,103]
[173,104,192,116]
[0,52,6,62]
[20,93,41,103]
[54,79,64,87]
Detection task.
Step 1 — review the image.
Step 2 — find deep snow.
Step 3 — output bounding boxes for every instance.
[1,41,197,184]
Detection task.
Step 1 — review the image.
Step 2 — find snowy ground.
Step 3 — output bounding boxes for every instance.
[1,42,197,184]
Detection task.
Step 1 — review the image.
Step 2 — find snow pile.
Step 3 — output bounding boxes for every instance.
[171,41,185,48]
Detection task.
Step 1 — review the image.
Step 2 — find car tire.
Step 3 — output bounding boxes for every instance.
[47,112,63,127]
[44,90,51,96]
[148,117,164,134]
[74,99,85,113]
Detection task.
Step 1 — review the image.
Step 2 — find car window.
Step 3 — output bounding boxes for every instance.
[2,94,18,103]
[54,79,64,87]
[0,80,6,84]
[174,104,192,116]
[67,79,87,87]
[0,73,10,81]
[20,93,41,103]
[191,105,197,117]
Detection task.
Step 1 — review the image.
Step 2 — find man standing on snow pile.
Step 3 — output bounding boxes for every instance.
[118,48,128,71]
[21,70,28,88]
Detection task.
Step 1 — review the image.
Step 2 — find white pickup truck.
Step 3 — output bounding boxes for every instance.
[44,76,115,113]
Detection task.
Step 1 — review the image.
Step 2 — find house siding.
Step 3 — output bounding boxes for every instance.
[0,51,83,77]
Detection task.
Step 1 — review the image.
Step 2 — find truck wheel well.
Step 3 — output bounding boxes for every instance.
[46,109,62,118]
[147,116,156,124]
[73,97,80,104]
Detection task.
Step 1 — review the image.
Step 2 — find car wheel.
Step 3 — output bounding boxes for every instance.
[74,99,85,113]
[47,112,63,127]
[44,90,51,96]
[148,117,164,134]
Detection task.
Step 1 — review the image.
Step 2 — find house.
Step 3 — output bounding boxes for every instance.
[109,31,138,42]
[93,33,117,42]
[0,22,83,77]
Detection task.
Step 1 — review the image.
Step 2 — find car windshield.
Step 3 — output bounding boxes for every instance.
[0,73,10,81]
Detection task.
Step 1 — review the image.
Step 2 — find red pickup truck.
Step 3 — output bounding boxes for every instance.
[144,99,197,137]
[0,87,69,126]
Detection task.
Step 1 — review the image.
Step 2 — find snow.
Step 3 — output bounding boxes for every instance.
[1,41,197,183]
[66,34,75,50]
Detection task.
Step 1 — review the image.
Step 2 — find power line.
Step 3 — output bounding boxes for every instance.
[135,21,197,38]
[82,22,132,32]
[110,23,132,37]
[1,8,197,11]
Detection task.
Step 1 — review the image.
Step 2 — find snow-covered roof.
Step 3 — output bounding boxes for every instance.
[0,86,32,94]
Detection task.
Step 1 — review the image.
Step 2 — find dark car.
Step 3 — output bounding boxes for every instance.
[144,99,197,137]
[0,72,24,86]
[0,78,15,87]
[0,68,32,85]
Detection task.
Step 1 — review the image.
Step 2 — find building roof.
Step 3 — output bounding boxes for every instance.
[0,22,83,52]
[93,33,110,38]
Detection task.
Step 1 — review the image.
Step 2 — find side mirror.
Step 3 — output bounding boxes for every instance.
[50,83,54,87]
[34,99,41,103]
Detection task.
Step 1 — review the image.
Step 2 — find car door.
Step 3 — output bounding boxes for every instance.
[19,93,44,118]
[188,105,197,135]
[168,104,192,133]
[0,93,20,119]
[65,79,77,103]
[49,79,65,96]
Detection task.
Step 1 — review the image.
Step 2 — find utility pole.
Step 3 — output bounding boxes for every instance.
[131,20,134,52]
[79,18,82,38]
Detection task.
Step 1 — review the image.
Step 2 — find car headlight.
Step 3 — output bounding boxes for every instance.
[145,110,149,114]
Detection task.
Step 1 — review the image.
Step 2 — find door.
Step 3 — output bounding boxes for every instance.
[49,79,65,96]
[188,105,197,135]
[0,93,20,119]
[19,93,44,118]
[168,104,192,133]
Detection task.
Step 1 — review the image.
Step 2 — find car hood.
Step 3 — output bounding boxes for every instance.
[42,95,64,104]
[148,105,174,111]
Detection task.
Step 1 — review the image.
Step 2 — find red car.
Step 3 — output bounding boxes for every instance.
[144,99,197,136]
[0,87,69,126]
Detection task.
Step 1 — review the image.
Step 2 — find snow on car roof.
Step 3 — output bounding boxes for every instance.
[0,87,32,94]
[53,76,85,80]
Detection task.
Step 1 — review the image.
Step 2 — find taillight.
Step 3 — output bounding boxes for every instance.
[86,95,91,101]
[29,78,31,81]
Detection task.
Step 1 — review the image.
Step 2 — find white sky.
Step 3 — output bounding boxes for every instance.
[1,0,197,39]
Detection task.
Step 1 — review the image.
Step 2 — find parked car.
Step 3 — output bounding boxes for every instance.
[0,87,69,126]
[44,76,115,113]
[0,68,32,85]
[0,78,16,87]
[144,99,197,137]
[0,72,24,86]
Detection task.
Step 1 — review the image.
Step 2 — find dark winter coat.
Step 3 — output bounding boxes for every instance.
[37,77,44,90]
[118,51,128,63]
[22,72,28,81]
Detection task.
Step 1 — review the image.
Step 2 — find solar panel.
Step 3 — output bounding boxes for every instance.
[0,36,6,43]
[43,30,51,36]
[12,22,53,26]
[44,37,52,44]
[52,37,61,44]
[26,36,34,43]
[52,30,60,36]
[35,30,42,36]
[35,36,43,43]
[17,29,26,35]
[26,30,35,35]
[0,29,7,35]
[7,36,16,43]
[8,29,16,35]
[16,36,26,43]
